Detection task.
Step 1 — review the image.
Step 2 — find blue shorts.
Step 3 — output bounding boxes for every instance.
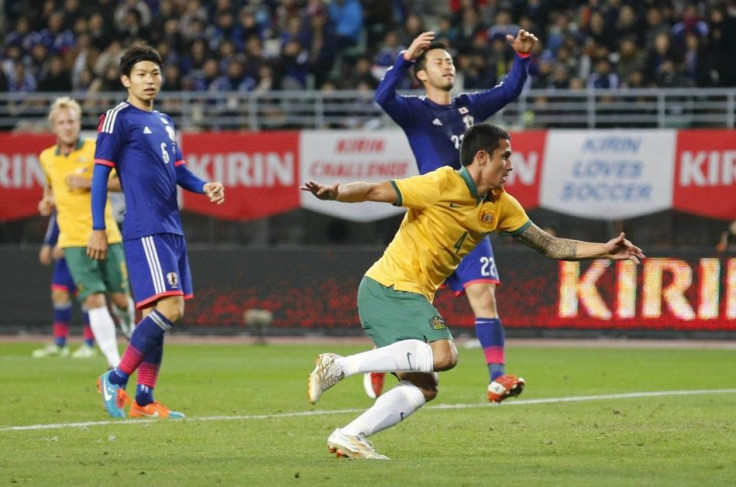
[444,236,500,295]
[51,257,77,294]
[123,233,193,310]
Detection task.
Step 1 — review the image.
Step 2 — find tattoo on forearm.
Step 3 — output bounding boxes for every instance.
[513,225,578,260]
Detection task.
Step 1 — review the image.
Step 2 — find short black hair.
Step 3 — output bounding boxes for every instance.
[119,43,163,77]
[413,41,449,82]
[459,124,511,166]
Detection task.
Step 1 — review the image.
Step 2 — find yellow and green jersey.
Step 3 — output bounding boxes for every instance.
[365,166,530,302]
[39,139,121,248]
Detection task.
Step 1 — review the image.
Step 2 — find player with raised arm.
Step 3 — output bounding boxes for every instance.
[372,29,538,402]
[37,97,136,369]
[302,123,644,459]
[88,44,224,419]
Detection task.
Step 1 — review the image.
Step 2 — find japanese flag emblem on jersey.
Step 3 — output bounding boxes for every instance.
[458,107,469,114]
[166,272,179,288]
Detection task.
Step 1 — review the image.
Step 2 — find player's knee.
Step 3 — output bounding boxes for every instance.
[431,340,458,371]
[155,296,185,323]
[83,293,106,309]
[50,289,71,305]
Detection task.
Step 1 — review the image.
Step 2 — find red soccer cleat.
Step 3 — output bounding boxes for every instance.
[488,374,525,403]
[363,372,386,399]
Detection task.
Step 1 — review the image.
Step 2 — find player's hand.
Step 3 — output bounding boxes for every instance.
[604,233,645,264]
[204,182,225,204]
[51,245,64,260]
[506,29,538,55]
[404,31,436,61]
[38,244,53,265]
[87,229,109,261]
[65,174,91,191]
[38,196,54,216]
[300,181,339,200]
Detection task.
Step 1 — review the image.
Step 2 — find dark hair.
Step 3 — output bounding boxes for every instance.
[459,124,511,166]
[413,41,449,82]
[119,43,163,77]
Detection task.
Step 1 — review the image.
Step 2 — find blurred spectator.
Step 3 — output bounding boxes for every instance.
[38,55,72,92]
[275,39,310,89]
[372,30,405,81]
[114,0,152,33]
[88,12,113,51]
[645,32,679,85]
[329,0,363,50]
[8,63,37,93]
[587,58,620,90]
[655,59,689,88]
[548,64,571,90]
[37,11,75,56]
[192,58,221,91]
[163,64,184,91]
[671,4,709,48]
[453,6,485,53]
[615,36,646,85]
[4,16,35,52]
[488,9,519,43]
[340,56,376,90]
[644,7,672,49]
[180,38,209,76]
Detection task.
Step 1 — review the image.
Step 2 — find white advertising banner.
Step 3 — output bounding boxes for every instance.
[540,130,676,220]
[299,130,418,222]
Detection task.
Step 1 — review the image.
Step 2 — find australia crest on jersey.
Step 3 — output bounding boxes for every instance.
[479,211,495,226]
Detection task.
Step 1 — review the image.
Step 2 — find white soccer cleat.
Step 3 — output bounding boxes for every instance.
[327,428,390,460]
[307,353,345,405]
[32,343,69,358]
[71,344,97,359]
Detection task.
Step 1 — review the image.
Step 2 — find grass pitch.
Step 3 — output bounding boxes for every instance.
[1,340,735,486]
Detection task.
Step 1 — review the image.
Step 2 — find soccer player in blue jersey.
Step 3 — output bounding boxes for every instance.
[371,29,538,402]
[88,44,225,419]
[32,212,95,359]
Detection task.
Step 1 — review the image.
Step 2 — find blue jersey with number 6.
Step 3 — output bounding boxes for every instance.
[94,101,185,240]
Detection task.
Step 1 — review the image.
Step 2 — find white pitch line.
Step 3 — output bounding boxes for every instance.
[3,388,736,432]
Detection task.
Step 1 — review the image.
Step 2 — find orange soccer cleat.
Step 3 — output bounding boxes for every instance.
[129,401,185,419]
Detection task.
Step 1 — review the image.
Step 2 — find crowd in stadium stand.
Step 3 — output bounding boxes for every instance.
[1,0,736,96]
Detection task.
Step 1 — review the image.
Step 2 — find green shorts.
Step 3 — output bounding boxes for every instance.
[63,244,129,302]
[357,276,453,348]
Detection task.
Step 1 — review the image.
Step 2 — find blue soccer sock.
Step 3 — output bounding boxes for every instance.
[52,303,72,347]
[82,311,94,347]
[475,318,505,382]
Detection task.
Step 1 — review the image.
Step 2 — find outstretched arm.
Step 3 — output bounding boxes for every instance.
[301,180,397,204]
[512,223,645,263]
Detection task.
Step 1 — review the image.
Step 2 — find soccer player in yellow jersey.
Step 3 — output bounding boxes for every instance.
[38,96,136,369]
[303,123,645,460]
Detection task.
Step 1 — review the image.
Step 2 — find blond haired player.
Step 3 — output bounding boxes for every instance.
[38,96,135,369]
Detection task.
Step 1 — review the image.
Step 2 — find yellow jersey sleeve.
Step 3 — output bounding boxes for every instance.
[496,191,531,234]
[392,167,453,209]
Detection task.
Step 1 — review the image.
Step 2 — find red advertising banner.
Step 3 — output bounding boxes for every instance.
[178,249,736,332]
[180,131,301,220]
[0,133,55,221]
[504,130,546,209]
[673,130,736,219]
